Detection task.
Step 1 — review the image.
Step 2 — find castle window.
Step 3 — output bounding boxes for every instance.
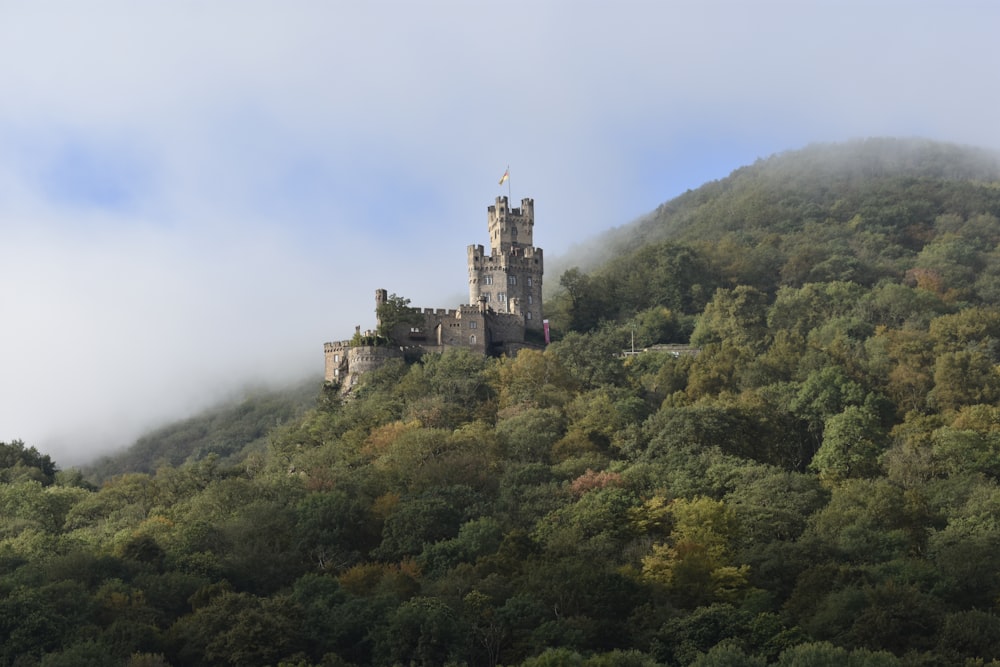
[527,277,533,287]
[527,295,533,304]
[470,334,477,345]
[484,293,491,302]
[508,275,517,286]
[526,312,532,320]
[469,321,477,329]
[334,354,340,362]
[484,275,493,285]
[497,292,506,302]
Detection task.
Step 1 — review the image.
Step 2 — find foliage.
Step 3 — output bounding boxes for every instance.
[5,138,1000,665]
[376,292,425,342]
[86,378,319,479]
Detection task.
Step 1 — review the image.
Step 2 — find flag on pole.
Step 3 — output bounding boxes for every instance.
[498,166,509,186]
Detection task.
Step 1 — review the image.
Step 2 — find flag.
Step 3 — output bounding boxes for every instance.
[498,167,509,186]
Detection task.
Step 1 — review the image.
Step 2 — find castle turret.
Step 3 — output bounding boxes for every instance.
[468,196,543,331]
[374,288,388,329]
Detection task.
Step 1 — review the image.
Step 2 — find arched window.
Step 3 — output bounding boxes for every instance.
[470,334,477,345]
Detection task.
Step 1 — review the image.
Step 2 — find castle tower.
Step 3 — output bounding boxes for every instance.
[467,196,544,331]
[374,288,387,329]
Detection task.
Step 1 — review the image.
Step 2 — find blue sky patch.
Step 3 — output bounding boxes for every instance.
[39,139,152,212]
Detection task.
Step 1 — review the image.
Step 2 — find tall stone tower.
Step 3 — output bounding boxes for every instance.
[467,196,544,331]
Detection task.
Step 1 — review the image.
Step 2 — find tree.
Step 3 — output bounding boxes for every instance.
[789,366,868,455]
[810,406,886,482]
[167,591,305,667]
[495,407,566,463]
[800,478,913,564]
[375,292,423,342]
[928,484,1000,608]
[558,267,608,333]
[691,286,771,356]
[376,597,469,667]
[927,350,1000,412]
[689,641,767,667]
[549,325,629,389]
[774,641,901,666]
[641,496,750,607]
[495,349,577,410]
[0,439,57,485]
[376,485,484,561]
[296,486,380,571]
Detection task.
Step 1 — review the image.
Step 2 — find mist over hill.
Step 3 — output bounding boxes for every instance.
[85,376,321,481]
[15,137,1000,665]
[548,137,1000,285]
[544,138,1000,333]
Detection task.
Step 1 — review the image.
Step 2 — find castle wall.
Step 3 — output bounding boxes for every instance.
[324,341,350,383]
[485,311,526,350]
[324,195,544,391]
[343,345,404,389]
[387,305,488,356]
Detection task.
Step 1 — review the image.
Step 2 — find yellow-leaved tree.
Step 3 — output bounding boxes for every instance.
[640,495,750,608]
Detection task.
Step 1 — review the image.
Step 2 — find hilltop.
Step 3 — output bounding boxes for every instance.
[545,137,1000,332]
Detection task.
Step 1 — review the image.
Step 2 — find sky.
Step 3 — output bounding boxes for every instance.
[2,2,999,465]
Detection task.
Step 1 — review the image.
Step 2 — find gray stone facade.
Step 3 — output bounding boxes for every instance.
[324,196,544,391]
[468,197,544,331]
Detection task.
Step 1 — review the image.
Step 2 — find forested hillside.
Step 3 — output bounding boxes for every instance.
[5,138,1000,666]
[86,378,320,481]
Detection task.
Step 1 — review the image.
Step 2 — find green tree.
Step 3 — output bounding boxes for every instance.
[495,407,566,463]
[167,591,305,667]
[296,486,380,571]
[0,439,57,485]
[558,267,608,333]
[689,641,767,667]
[801,478,913,564]
[375,292,423,342]
[928,350,1000,412]
[775,641,901,666]
[376,597,469,667]
[495,348,577,410]
[810,406,886,482]
[691,286,771,355]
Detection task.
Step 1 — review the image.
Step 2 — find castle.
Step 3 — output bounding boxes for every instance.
[324,196,545,390]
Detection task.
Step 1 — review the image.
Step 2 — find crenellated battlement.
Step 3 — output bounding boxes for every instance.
[417,307,458,317]
[487,196,535,254]
[487,195,534,221]
[325,193,544,393]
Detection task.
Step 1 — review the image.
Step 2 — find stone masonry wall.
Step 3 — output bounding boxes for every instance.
[324,195,544,391]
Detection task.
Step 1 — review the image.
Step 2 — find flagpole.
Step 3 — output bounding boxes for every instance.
[499,165,511,201]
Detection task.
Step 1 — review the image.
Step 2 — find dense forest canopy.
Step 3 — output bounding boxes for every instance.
[6,138,1000,666]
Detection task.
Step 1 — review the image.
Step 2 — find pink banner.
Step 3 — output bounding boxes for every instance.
[543,319,550,345]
